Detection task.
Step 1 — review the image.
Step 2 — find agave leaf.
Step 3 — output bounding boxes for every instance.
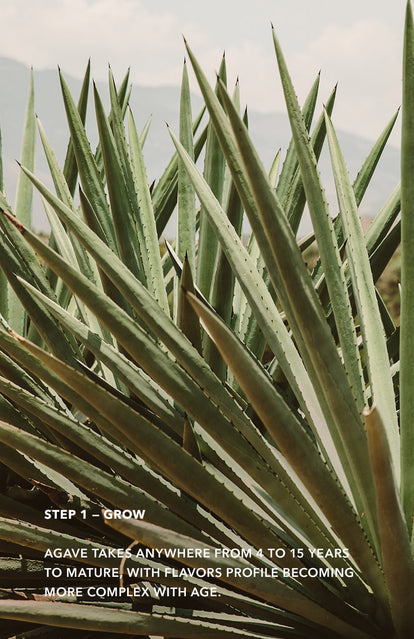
[239,84,336,356]
[6,206,244,446]
[208,171,243,330]
[370,222,401,289]
[365,406,414,637]
[205,96,246,380]
[177,59,196,273]
[185,290,387,608]
[127,106,169,312]
[93,84,144,282]
[62,59,91,196]
[284,85,337,236]
[233,148,278,362]
[312,107,399,290]
[353,109,400,208]
[94,68,131,178]
[178,255,203,354]
[0,557,60,585]
[174,60,197,336]
[312,112,400,294]
[107,67,133,176]
[272,29,365,415]
[0,599,281,638]
[41,199,77,309]
[268,148,281,187]
[197,55,227,299]
[106,70,158,296]
[14,69,35,229]
[400,0,414,531]
[2,628,69,638]
[58,69,117,251]
[154,106,206,236]
[0,516,135,570]
[364,183,400,255]
[183,413,202,462]
[0,516,133,569]
[219,79,243,220]
[3,76,40,319]
[139,113,152,147]
[276,71,320,205]
[324,109,400,478]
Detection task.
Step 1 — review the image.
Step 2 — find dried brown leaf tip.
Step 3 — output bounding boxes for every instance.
[1,208,25,234]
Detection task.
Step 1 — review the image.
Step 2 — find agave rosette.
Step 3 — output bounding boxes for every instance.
[0,4,412,639]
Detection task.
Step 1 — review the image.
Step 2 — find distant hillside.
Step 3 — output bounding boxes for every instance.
[0,56,400,236]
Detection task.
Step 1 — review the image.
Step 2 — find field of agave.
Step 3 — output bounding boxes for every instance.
[0,2,412,639]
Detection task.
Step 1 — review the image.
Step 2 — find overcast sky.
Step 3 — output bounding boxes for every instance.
[0,0,408,143]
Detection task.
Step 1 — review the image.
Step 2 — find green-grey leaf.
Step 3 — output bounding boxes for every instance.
[400,0,414,532]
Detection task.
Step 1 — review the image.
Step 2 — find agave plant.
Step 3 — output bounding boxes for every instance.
[0,2,412,639]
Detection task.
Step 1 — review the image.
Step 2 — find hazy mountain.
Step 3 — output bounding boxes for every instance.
[0,56,400,236]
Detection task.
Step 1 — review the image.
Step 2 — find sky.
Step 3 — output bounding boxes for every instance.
[0,0,408,143]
